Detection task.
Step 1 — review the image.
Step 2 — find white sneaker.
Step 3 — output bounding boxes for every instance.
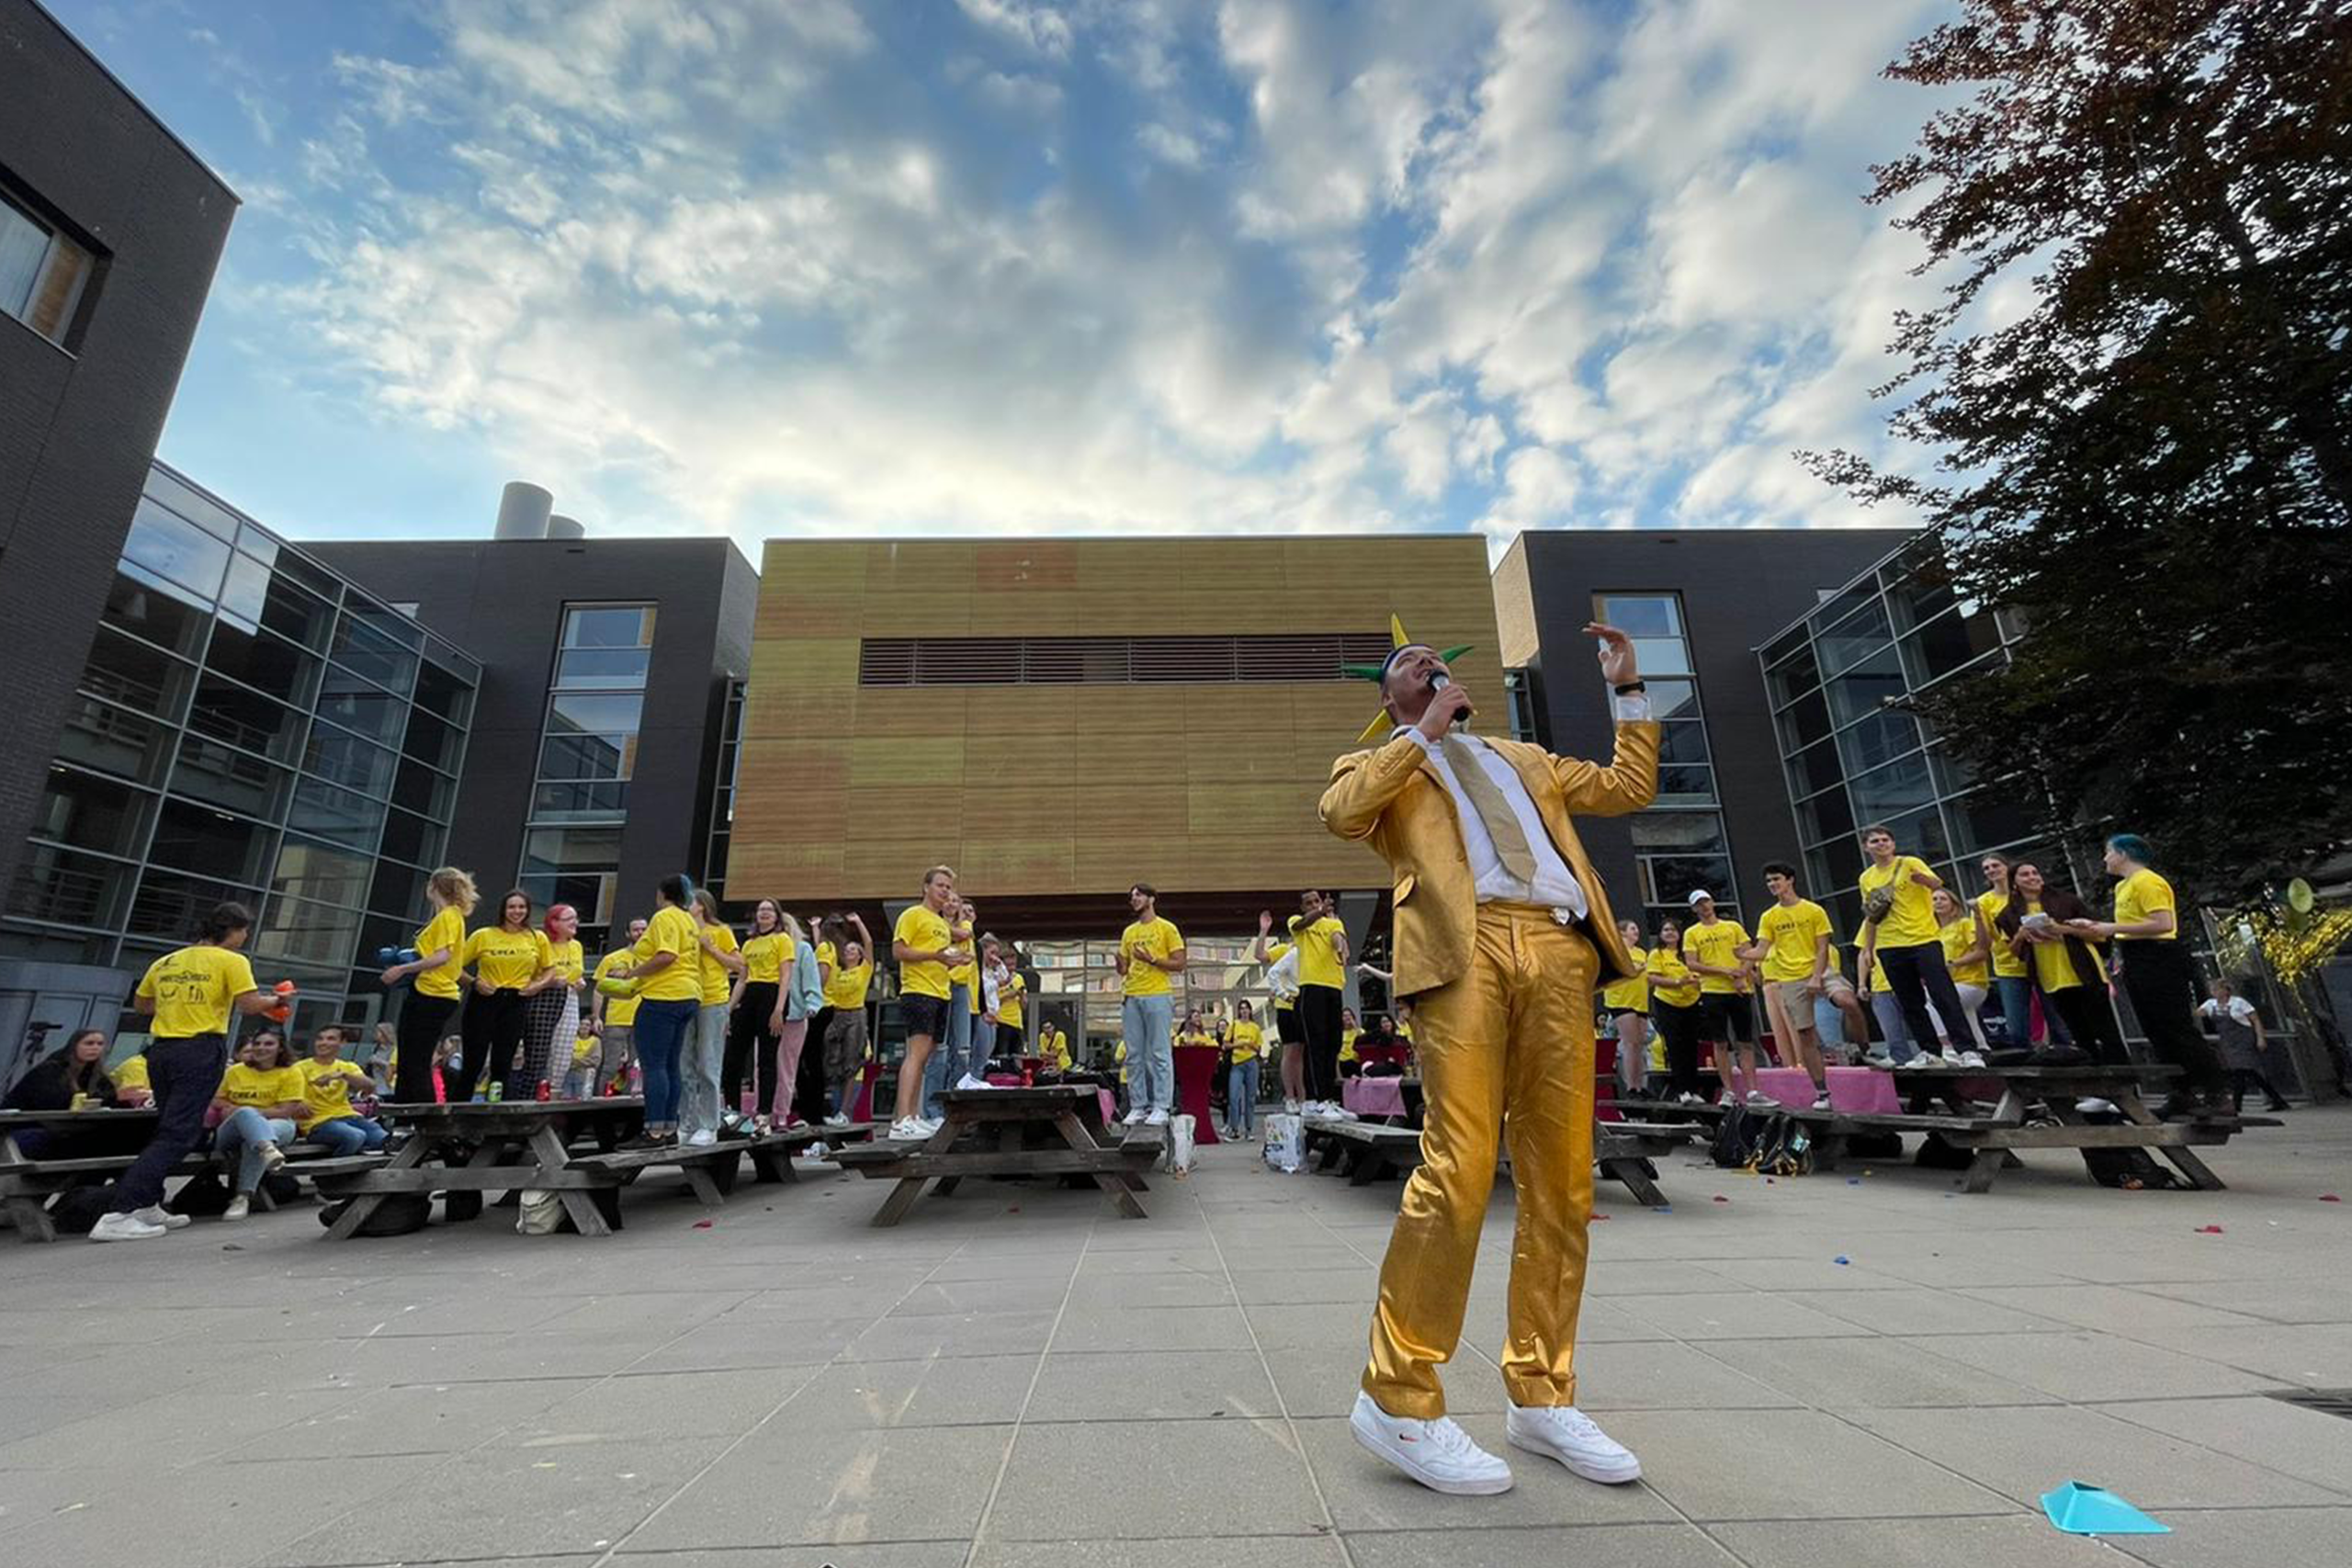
[1899,1055,1938,1070]
[1350,1392,1513,1495]
[2075,1097,2119,1115]
[1864,1049,1894,1066]
[1744,1091,1776,1108]
[684,1129,718,1148]
[1121,1108,1148,1125]
[1283,1099,1302,1115]
[1955,1050,1987,1068]
[257,1143,287,1172]
[1675,1091,1707,1107]
[1145,1108,1170,1126]
[1811,1092,1835,1111]
[130,1205,190,1231]
[223,1195,251,1222]
[823,1112,852,1128]
[918,1116,945,1135]
[888,1117,928,1140]
[88,1211,166,1243]
[955,1074,992,1091]
[1505,1403,1642,1483]
[1939,1049,1967,1066]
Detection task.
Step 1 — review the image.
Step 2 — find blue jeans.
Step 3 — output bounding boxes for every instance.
[1990,974,2070,1046]
[214,1107,294,1193]
[924,984,978,1117]
[1871,992,1920,1063]
[1122,994,1174,1113]
[1227,1058,1261,1134]
[632,998,698,1128]
[309,1117,389,1155]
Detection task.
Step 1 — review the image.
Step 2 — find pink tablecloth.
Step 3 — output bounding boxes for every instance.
[1752,1066,1899,1114]
[985,1075,1118,1127]
[1343,1077,1407,1118]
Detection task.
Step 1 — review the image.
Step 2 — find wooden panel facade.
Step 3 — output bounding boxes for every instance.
[729,536,1502,906]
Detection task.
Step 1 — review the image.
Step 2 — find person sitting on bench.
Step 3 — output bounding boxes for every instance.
[211,1031,307,1222]
[3,1029,119,1157]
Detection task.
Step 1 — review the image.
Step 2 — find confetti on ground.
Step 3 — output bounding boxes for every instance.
[1713,1195,1729,1203]
[2193,1224,2223,1235]
[1847,1178,1861,1186]
[1833,1256,1850,1265]
[690,1219,713,1230]
[2322,1194,2342,1202]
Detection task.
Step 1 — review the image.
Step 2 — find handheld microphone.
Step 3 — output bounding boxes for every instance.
[1429,671,1473,728]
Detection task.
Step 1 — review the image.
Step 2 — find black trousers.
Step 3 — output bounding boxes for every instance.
[1877,943,1973,1059]
[393,992,457,1105]
[728,981,780,1116]
[2230,1065,2293,1111]
[995,1021,1026,1062]
[2043,984,2128,1066]
[1299,985,1343,1101]
[1654,1000,1704,1096]
[2118,940,2228,1095]
[793,1007,834,1124]
[111,1034,227,1213]
[458,987,527,1100]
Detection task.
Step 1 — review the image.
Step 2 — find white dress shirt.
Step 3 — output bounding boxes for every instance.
[1403,728,1588,915]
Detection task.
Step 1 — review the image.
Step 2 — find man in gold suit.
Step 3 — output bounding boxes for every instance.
[1320,623,1657,1495]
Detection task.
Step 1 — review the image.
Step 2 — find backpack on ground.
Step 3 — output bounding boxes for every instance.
[167,1168,232,1216]
[317,1193,433,1235]
[2081,1147,2180,1189]
[49,1181,120,1235]
[1709,1104,1761,1168]
[1747,1112,1813,1177]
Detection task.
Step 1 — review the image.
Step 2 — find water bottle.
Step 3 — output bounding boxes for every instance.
[488,1081,504,1103]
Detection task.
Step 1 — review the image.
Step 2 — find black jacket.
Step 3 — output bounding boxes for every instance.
[1992,887,2109,992]
[2,1048,116,1111]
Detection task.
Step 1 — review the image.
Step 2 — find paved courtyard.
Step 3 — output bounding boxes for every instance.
[4,1106,2350,1568]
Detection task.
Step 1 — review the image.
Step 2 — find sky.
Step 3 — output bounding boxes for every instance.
[51,0,1956,552]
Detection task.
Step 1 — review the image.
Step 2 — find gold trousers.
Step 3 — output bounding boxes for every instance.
[1363,906,1598,1419]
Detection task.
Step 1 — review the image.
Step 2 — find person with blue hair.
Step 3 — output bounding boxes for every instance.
[2066,834,2230,1117]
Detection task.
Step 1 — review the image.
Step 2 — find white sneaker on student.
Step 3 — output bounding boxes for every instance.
[1955,1050,1987,1068]
[88,1211,166,1243]
[1145,1108,1170,1126]
[955,1074,992,1091]
[256,1143,287,1172]
[823,1112,852,1128]
[1744,1091,1776,1108]
[684,1129,718,1148]
[1899,1055,1937,1070]
[1811,1092,1835,1111]
[1939,1049,1967,1066]
[222,1195,251,1222]
[1283,1099,1302,1115]
[1675,1091,1707,1107]
[888,1116,927,1140]
[1351,1392,1513,1495]
[1505,1403,1642,1483]
[130,1205,190,1231]
[2075,1097,2119,1115]
[1122,1108,1148,1125]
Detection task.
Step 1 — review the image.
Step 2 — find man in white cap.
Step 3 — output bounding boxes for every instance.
[1680,888,1767,1107]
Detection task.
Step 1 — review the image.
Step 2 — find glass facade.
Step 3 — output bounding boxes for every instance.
[2,464,479,1040]
[518,604,656,949]
[1758,535,2043,937]
[1592,592,1744,931]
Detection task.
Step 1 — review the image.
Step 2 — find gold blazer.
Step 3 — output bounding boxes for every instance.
[1319,723,1659,998]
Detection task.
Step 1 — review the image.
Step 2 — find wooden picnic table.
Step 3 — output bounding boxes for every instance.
[830,1085,1161,1226]
[1300,1114,1696,1206]
[0,1107,361,1242]
[307,1099,869,1239]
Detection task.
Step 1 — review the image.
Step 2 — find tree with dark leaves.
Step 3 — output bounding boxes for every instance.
[1809,0,2352,906]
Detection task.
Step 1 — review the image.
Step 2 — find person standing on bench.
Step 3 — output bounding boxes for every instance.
[2073,834,2232,1120]
[1321,626,1655,1496]
[457,891,551,1102]
[93,903,281,1242]
[1855,826,1976,1074]
[610,875,709,1149]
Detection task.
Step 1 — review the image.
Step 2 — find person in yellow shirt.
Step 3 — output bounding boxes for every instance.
[728,898,790,1124]
[1972,854,2053,1050]
[986,942,1029,1064]
[1252,915,1306,1114]
[1745,864,1870,1105]
[1040,1021,1072,1077]
[1600,918,1650,1096]
[1289,889,1351,1114]
[889,865,967,1138]
[1990,861,2127,1067]
[608,874,708,1146]
[519,902,586,1100]
[108,1047,153,1108]
[210,1031,307,1221]
[454,889,551,1102]
[673,888,743,1145]
[96,900,277,1242]
[1680,890,1764,1107]
[820,918,876,1126]
[1855,825,1975,1075]
[1929,888,1993,1059]
[379,866,478,1106]
[1644,918,1706,1104]
[1115,883,1185,1126]
[2073,834,2228,1112]
[296,1025,389,1155]
[583,917,647,1098]
[1338,1006,1362,1074]
[1224,1000,1266,1140]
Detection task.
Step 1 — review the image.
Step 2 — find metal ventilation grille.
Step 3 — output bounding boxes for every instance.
[859,633,1393,686]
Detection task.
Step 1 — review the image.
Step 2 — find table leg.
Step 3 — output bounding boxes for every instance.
[1051,1110,1147,1219]
[2111,1089,2228,1190]
[5,1191,58,1244]
[871,1176,929,1226]
[1606,1158,1668,1208]
[1961,1148,2005,1194]
[750,1145,797,1184]
[323,1130,436,1240]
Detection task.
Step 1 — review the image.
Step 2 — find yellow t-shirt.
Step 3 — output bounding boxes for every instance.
[894,904,955,1001]
[2019,897,2080,992]
[1975,890,2028,978]
[2113,868,2177,941]
[594,950,642,1025]
[1680,919,1751,996]
[631,905,705,1003]
[1860,855,1941,948]
[1178,1029,1216,1050]
[220,1062,304,1112]
[695,919,738,1006]
[995,973,1025,1028]
[1295,916,1346,990]
[825,958,874,1010]
[1046,1029,1071,1072]
[741,931,790,985]
[1756,899,1834,983]
[465,926,551,991]
[135,944,259,1039]
[1227,1021,1264,1064]
[1855,942,1893,994]
[112,1053,151,1095]
[1121,916,1183,998]
[1645,947,1700,1008]
[572,1023,597,1066]
[413,906,468,999]
[1939,917,1990,986]
[544,937,583,987]
[1114,1040,1128,1083]
[294,1056,365,1132]
[1600,946,1650,1011]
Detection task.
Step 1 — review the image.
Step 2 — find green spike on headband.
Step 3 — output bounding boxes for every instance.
[1343,644,1474,682]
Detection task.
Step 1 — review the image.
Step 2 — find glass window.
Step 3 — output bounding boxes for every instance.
[1627,637,1692,678]
[1836,709,1924,776]
[539,731,635,782]
[412,660,475,726]
[1811,836,1867,901]
[1645,680,1701,721]
[1817,600,1894,678]
[1760,625,1810,668]
[523,826,624,874]
[6,843,137,931]
[30,767,154,859]
[187,675,309,763]
[1632,813,1729,854]
[1898,607,2004,689]
[1883,548,1960,633]
[1785,736,1844,799]
[1951,790,2037,857]
[304,728,397,797]
[102,568,210,658]
[1849,753,1937,824]
[554,647,652,689]
[1657,721,1713,767]
[378,809,445,869]
[1592,595,1680,638]
[80,626,197,723]
[216,551,272,629]
[1825,646,1907,727]
[1796,785,1855,848]
[288,776,388,851]
[1771,687,1834,754]
[563,604,656,649]
[0,191,95,344]
[273,836,377,911]
[332,611,419,694]
[1764,641,1821,710]
[548,692,644,736]
[141,468,240,542]
[1642,855,1735,908]
[316,673,406,746]
[254,569,336,652]
[399,710,465,773]
[531,780,630,820]
[519,872,616,926]
[390,756,457,818]
[126,869,264,941]
[253,897,366,969]
[121,499,232,602]
[235,525,279,569]
[342,595,423,651]
[146,798,277,886]
[1654,764,1717,806]
[167,735,296,822]
[201,620,322,707]
[55,693,175,787]
[367,861,428,920]
[1809,580,1879,638]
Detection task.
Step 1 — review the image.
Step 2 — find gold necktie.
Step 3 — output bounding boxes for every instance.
[1441,735,1538,883]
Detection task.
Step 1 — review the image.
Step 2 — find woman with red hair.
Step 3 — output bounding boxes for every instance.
[517,902,585,1099]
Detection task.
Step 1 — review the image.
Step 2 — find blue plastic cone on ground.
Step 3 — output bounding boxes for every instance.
[2041,1482,2169,1535]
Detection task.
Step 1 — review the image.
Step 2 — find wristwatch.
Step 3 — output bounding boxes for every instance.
[1612,680,1646,695]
